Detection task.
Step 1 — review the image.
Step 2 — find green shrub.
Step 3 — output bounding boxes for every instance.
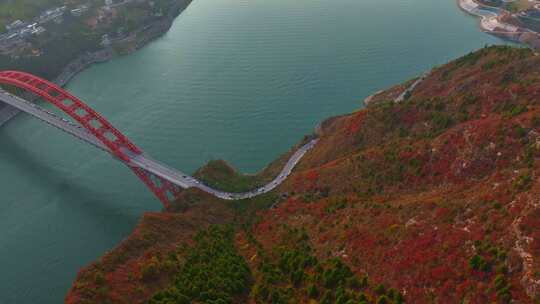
[307,284,319,298]
[431,112,454,131]
[149,226,251,304]
[511,105,527,117]
[513,172,532,192]
[532,115,540,128]
[496,286,512,303]
[469,254,490,272]
[140,264,158,282]
[377,295,390,304]
[494,274,506,290]
[359,275,369,288]
[320,290,333,304]
[94,271,105,286]
[346,276,361,289]
[374,283,386,295]
[394,292,405,304]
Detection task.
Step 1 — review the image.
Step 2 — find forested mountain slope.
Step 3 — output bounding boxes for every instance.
[67,46,540,304]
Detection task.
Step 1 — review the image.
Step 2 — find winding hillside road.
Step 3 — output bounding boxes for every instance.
[0,89,318,201]
[193,138,318,200]
[395,73,428,103]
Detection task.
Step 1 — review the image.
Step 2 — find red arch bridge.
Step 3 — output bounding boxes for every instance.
[0,71,318,208]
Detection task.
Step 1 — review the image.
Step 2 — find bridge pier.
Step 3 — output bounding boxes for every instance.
[0,70,319,208]
[0,92,21,127]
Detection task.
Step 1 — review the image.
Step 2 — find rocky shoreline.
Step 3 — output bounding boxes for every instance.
[0,0,192,127]
[457,0,540,49]
[55,0,192,87]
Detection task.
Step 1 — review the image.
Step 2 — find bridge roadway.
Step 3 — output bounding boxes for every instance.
[0,90,318,201]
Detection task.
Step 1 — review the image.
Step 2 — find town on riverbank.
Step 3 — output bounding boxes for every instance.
[0,0,192,81]
[0,0,192,127]
[458,0,540,48]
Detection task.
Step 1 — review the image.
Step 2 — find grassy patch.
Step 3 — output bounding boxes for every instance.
[193,139,308,193]
[194,160,266,193]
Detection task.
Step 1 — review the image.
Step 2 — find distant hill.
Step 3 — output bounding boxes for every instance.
[66,46,540,304]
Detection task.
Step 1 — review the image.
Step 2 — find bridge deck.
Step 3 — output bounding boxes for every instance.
[0,90,318,201]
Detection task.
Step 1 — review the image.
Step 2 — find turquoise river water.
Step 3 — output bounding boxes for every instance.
[0,0,507,302]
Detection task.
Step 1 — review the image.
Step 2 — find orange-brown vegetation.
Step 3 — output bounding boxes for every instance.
[66,191,233,304]
[67,46,540,304]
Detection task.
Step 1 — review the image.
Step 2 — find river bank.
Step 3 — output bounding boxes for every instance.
[0,0,511,302]
[53,0,192,87]
[0,0,192,127]
[457,0,540,48]
[65,45,540,304]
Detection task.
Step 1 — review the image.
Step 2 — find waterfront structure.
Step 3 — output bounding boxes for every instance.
[5,20,26,32]
[38,6,67,24]
[71,5,90,17]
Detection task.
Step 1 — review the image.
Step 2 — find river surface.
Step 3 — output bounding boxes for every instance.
[0,0,507,302]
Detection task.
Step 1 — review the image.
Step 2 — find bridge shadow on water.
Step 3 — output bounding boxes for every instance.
[0,132,139,224]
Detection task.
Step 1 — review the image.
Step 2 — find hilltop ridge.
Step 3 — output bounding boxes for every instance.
[67,46,540,304]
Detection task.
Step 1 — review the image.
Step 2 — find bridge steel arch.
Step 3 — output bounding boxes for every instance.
[0,71,181,208]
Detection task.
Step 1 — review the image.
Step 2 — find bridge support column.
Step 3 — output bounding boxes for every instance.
[0,70,182,208]
[130,167,182,209]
